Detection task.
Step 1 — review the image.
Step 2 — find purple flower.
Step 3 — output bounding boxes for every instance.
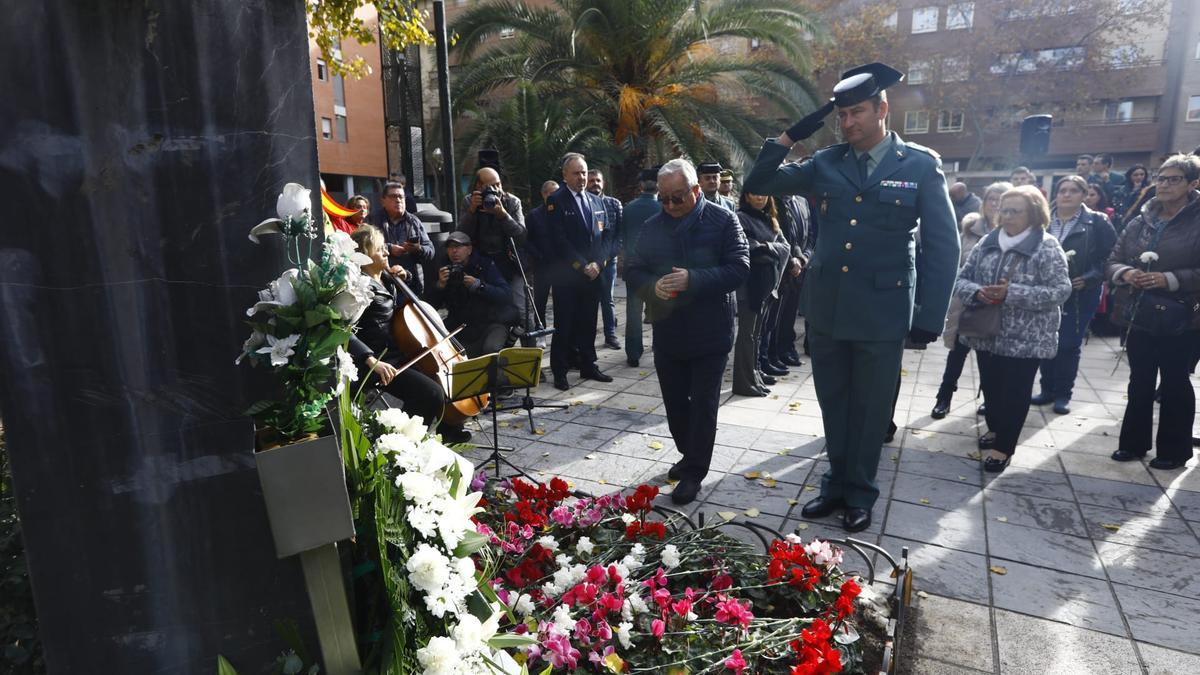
[543,633,580,669]
[470,471,488,492]
[550,505,576,526]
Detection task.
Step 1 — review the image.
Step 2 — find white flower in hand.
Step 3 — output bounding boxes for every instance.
[1065,249,1077,259]
[1139,251,1159,265]
[256,333,300,367]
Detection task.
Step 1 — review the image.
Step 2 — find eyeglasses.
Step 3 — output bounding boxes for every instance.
[384,193,404,200]
[1155,175,1187,186]
[998,208,1025,217]
[658,191,692,205]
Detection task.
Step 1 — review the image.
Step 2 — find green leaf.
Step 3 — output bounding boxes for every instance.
[487,634,539,648]
[216,655,239,675]
[304,308,333,328]
[453,530,490,558]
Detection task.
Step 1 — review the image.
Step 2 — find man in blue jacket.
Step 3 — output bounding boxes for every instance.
[547,153,617,390]
[621,168,662,366]
[626,159,750,505]
[743,63,960,532]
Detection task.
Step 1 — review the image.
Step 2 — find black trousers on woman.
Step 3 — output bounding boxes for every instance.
[976,350,1040,456]
[1118,329,1197,463]
[935,338,973,403]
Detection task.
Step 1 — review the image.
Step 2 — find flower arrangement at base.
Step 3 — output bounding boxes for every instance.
[236,183,374,445]
[472,477,869,674]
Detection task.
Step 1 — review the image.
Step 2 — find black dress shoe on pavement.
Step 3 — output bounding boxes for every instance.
[553,374,570,391]
[843,508,871,533]
[931,399,950,419]
[801,495,844,519]
[1029,391,1053,406]
[667,462,684,481]
[733,387,768,397]
[983,454,1011,473]
[781,353,804,367]
[627,358,639,367]
[671,479,702,505]
[760,361,789,376]
[760,373,777,385]
[769,358,792,373]
[1149,456,1188,470]
[1110,449,1145,462]
[976,402,987,415]
[604,335,621,350]
[581,369,613,383]
[885,422,897,444]
[978,431,996,449]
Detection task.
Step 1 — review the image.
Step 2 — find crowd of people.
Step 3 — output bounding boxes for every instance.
[330,60,1200,522]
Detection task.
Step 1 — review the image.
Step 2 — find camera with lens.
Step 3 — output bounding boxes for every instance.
[447,263,466,287]
[480,186,503,210]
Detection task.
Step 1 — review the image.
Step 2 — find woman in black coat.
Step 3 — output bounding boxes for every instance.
[732,193,790,396]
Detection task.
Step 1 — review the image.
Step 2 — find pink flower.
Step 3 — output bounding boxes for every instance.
[589,645,618,668]
[670,597,692,618]
[550,505,575,526]
[651,617,666,639]
[724,648,747,674]
[714,598,754,631]
[543,634,580,669]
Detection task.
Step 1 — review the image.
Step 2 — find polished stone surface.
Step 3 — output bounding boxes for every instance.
[0,2,323,672]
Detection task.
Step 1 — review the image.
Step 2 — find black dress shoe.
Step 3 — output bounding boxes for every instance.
[977,403,987,415]
[760,373,777,385]
[553,374,570,391]
[671,479,702,505]
[604,335,621,350]
[667,462,684,481]
[801,495,844,519]
[627,358,640,368]
[769,358,792,373]
[983,454,1011,473]
[437,424,473,445]
[781,353,804,367]
[733,387,768,397]
[581,369,613,383]
[760,361,789,376]
[931,399,950,419]
[843,507,871,533]
[1149,456,1188,470]
[978,432,996,450]
[1110,449,1145,462]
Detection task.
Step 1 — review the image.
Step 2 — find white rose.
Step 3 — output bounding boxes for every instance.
[330,290,369,324]
[276,183,311,221]
[415,636,458,675]
[271,269,300,307]
[406,544,450,593]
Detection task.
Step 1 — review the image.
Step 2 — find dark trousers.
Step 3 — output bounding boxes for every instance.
[550,279,600,376]
[758,295,781,365]
[1039,285,1102,400]
[809,331,905,509]
[936,337,973,402]
[599,258,618,338]
[976,351,1040,456]
[655,350,727,481]
[1118,330,1198,462]
[733,298,767,393]
[461,322,509,358]
[365,358,447,428]
[770,276,802,358]
[532,269,552,327]
[625,283,644,363]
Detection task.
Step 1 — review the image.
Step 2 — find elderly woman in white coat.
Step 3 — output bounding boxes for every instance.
[931,182,1011,419]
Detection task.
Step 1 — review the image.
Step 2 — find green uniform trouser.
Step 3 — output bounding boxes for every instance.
[809,330,905,510]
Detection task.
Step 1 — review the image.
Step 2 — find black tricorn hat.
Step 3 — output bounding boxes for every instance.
[832,62,904,107]
[698,161,723,175]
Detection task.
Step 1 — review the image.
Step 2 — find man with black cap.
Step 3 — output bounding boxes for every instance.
[699,162,736,211]
[622,167,662,366]
[426,231,516,358]
[744,62,960,533]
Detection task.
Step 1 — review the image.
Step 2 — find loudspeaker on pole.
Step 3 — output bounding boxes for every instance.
[1020,114,1052,157]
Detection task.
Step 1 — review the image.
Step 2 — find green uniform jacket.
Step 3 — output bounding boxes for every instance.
[743,133,960,341]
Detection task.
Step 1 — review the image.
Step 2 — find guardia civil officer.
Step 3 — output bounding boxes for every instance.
[743,63,960,532]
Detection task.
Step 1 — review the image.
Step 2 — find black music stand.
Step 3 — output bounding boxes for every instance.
[484,347,568,432]
[449,351,534,478]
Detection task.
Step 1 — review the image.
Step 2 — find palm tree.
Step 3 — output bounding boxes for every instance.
[450,0,823,197]
[457,81,616,206]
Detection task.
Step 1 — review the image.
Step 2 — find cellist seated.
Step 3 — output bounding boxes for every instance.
[426,231,518,358]
[348,225,472,445]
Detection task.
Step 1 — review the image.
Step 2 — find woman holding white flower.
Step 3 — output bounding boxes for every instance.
[1107,154,1200,471]
[348,226,472,444]
[953,186,1072,472]
[1029,175,1117,415]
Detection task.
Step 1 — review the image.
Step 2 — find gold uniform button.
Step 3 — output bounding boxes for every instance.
[844,242,853,250]
[841,265,849,272]
[855,195,863,203]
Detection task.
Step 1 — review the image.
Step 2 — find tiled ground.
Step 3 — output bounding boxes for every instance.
[459,288,1200,674]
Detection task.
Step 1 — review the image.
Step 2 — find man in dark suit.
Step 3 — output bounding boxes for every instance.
[587,169,624,350]
[525,180,559,329]
[744,62,960,532]
[626,159,749,504]
[621,168,661,366]
[547,153,616,390]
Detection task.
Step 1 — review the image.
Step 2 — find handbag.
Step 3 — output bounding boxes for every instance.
[1121,222,1199,336]
[958,252,1020,339]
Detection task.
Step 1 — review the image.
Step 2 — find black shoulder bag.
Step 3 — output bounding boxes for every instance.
[1123,221,1200,336]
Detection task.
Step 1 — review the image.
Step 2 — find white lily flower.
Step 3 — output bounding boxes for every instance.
[332,345,358,395]
[248,218,283,243]
[277,183,311,221]
[256,333,300,367]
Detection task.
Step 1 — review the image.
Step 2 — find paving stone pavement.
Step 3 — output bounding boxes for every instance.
[458,289,1200,674]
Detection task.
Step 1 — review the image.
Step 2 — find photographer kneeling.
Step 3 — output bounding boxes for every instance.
[428,232,518,358]
[457,168,528,331]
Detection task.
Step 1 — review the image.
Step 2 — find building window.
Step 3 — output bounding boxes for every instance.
[1037,47,1085,70]
[884,11,898,31]
[1108,45,1140,68]
[750,37,761,50]
[1104,100,1133,123]
[937,110,965,133]
[335,114,348,142]
[499,27,515,39]
[912,6,939,33]
[1187,96,1200,122]
[908,59,933,84]
[905,110,929,134]
[316,59,327,81]
[941,56,969,82]
[946,3,974,30]
[321,117,332,140]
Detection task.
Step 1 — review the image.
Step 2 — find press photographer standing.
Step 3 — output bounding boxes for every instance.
[427,232,516,358]
[457,167,528,329]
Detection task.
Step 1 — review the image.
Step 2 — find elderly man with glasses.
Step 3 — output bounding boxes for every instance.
[625,158,750,505]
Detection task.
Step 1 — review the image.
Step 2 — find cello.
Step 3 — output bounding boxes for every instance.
[389,275,487,424]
